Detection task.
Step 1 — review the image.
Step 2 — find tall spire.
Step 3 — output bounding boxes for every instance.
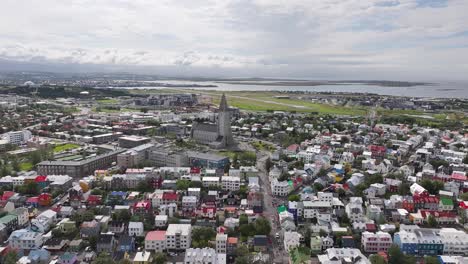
[219,93,228,112]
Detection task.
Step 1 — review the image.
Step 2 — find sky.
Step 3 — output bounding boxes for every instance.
[0,0,467,80]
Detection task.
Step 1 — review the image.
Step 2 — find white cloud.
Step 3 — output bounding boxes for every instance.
[0,0,467,79]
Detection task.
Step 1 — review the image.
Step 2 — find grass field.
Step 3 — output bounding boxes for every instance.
[19,162,33,171]
[53,143,80,153]
[97,98,119,104]
[209,91,368,116]
[126,88,458,121]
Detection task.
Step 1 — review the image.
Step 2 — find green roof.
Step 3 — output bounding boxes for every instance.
[440,197,453,206]
[0,214,17,224]
[277,205,287,213]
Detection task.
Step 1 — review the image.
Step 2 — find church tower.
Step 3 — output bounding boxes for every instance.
[217,94,233,147]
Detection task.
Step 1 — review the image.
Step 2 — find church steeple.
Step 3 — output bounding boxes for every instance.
[219,93,228,112]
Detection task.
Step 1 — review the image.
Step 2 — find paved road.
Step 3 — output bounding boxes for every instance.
[256,152,290,264]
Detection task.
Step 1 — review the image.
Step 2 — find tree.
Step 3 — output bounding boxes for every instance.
[464,155,468,164]
[288,194,300,202]
[317,168,328,177]
[460,192,468,201]
[313,183,324,192]
[118,260,132,264]
[239,214,248,226]
[232,153,239,169]
[92,253,113,264]
[424,256,439,264]
[427,214,438,227]
[176,179,191,191]
[137,180,152,193]
[388,245,404,264]
[3,251,18,264]
[370,254,386,264]
[237,185,248,199]
[192,227,216,248]
[398,182,410,195]
[420,179,444,195]
[240,224,255,237]
[254,217,271,236]
[152,252,167,264]
[265,157,272,172]
[30,151,42,165]
[278,172,289,181]
[11,158,20,172]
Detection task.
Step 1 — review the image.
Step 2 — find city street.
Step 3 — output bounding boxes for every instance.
[257,152,290,264]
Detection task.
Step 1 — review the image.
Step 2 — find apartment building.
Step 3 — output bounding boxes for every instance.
[271,178,290,196]
[221,176,241,191]
[216,233,228,254]
[361,231,393,253]
[5,130,32,145]
[117,143,155,168]
[145,230,166,252]
[165,224,192,251]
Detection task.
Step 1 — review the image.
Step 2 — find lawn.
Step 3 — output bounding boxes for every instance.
[53,143,80,153]
[211,91,368,116]
[19,162,33,171]
[97,98,119,104]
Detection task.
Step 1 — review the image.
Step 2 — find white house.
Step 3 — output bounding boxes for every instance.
[9,229,43,250]
[155,215,168,228]
[128,222,144,237]
[345,197,364,222]
[283,231,302,252]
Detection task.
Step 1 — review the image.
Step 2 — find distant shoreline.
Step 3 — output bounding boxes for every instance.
[215,80,434,87]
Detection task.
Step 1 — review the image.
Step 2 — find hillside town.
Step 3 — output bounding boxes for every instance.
[0,89,467,264]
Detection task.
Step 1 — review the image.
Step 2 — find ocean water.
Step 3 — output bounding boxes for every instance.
[123,80,468,99]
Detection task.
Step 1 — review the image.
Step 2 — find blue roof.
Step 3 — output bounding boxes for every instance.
[110,191,127,196]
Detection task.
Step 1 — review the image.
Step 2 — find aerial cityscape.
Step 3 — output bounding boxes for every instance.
[0,1,467,264]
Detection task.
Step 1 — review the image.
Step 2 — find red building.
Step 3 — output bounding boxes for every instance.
[38,193,52,206]
[402,196,415,213]
[162,192,178,205]
[133,200,152,215]
[87,195,102,206]
[369,145,387,160]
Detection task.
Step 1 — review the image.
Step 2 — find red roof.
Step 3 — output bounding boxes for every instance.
[87,195,102,202]
[135,201,151,208]
[286,144,300,152]
[228,237,238,244]
[366,223,377,231]
[451,172,467,181]
[145,230,166,241]
[162,192,178,201]
[27,197,39,203]
[413,196,439,203]
[35,175,47,182]
[370,145,386,153]
[420,210,457,218]
[459,201,468,209]
[1,191,16,201]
